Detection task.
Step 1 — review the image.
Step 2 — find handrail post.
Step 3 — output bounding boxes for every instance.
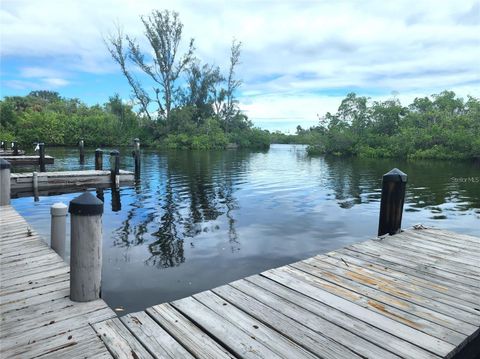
[110,150,120,188]
[38,143,46,172]
[0,159,11,206]
[378,168,407,236]
[95,148,103,170]
[51,202,68,260]
[68,192,104,301]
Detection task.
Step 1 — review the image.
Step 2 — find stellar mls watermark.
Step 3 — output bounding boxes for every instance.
[450,177,479,183]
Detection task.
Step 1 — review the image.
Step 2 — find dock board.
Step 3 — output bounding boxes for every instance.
[1,155,54,166]
[10,170,135,196]
[0,205,115,359]
[93,228,480,359]
[0,150,26,156]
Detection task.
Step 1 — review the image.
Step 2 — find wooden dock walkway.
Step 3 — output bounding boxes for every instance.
[1,155,54,166]
[1,206,479,358]
[10,170,135,197]
[92,228,480,359]
[0,205,116,358]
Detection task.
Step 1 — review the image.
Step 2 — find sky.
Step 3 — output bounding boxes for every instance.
[1,0,479,132]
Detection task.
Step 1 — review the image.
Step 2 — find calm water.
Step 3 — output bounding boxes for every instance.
[10,144,480,313]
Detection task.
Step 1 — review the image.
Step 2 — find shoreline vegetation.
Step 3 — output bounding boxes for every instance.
[0,9,478,160]
[274,91,480,161]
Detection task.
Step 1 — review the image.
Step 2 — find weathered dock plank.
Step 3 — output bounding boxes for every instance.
[0,205,115,359]
[10,169,135,198]
[1,155,54,166]
[92,227,479,359]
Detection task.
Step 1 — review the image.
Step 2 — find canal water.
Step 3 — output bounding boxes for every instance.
[10,144,480,313]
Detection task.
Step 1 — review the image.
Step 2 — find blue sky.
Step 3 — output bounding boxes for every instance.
[1,0,479,132]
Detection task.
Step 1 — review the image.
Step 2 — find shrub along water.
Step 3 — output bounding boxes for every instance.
[284,91,479,160]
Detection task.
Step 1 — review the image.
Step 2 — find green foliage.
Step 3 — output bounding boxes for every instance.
[0,90,268,150]
[305,91,480,160]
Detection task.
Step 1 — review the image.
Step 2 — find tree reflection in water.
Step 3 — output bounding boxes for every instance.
[111,150,250,268]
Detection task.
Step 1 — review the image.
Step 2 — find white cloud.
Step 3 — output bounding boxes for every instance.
[1,0,479,131]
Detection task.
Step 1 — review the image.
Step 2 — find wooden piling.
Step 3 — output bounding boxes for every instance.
[133,138,140,178]
[95,149,103,170]
[0,159,11,206]
[38,143,46,172]
[69,192,104,302]
[51,202,68,260]
[79,139,85,164]
[110,150,120,188]
[12,141,18,156]
[1,140,7,150]
[378,168,407,236]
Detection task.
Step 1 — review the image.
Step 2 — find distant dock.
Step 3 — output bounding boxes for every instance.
[10,170,134,196]
[1,155,54,166]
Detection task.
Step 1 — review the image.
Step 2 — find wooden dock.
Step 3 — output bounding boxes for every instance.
[0,150,26,156]
[1,206,479,358]
[0,205,116,358]
[91,227,480,359]
[10,170,135,197]
[1,155,54,166]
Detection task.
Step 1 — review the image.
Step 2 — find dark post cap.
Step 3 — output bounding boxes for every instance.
[133,138,140,141]
[95,148,103,152]
[0,159,11,169]
[69,192,104,215]
[383,168,407,183]
[110,150,119,155]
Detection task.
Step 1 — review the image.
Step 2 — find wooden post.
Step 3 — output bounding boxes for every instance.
[95,148,103,170]
[68,192,104,302]
[51,202,67,260]
[133,138,140,178]
[12,141,18,156]
[111,188,121,212]
[1,141,7,150]
[378,168,407,236]
[79,139,85,164]
[0,159,11,206]
[38,142,46,172]
[110,150,120,188]
[32,171,39,201]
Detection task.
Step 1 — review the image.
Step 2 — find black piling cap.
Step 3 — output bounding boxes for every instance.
[0,159,11,169]
[69,192,104,216]
[110,150,119,156]
[95,148,103,153]
[383,168,407,183]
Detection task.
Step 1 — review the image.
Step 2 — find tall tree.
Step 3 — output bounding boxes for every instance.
[106,10,195,121]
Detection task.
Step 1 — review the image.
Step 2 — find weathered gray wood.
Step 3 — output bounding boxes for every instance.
[337,248,480,301]
[347,242,479,288]
[147,303,235,359]
[317,254,480,320]
[10,169,134,191]
[283,264,469,344]
[121,311,194,358]
[194,290,321,359]
[1,155,54,166]
[213,283,399,359]
[70,213,102,302]
[172,296,283,358]
[93,318,155,359]
[0,205,115,358]
[293,259,479,331]
[262,267,455,357]
[244,275,440,359]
